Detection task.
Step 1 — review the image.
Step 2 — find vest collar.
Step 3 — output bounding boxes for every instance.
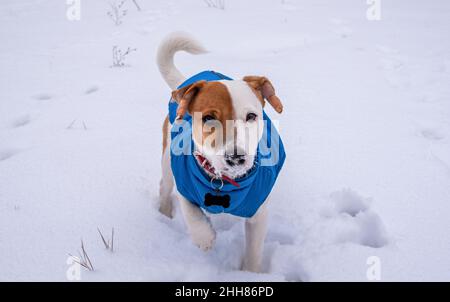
[193,152,241,187]
[188,148,261,194]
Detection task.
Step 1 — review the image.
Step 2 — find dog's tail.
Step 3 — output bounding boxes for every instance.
[156,32,208,90]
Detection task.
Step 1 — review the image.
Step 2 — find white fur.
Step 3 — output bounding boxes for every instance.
[221,80,264,177]
[159,131,174,218]
[156,31,207,90]
[242,203,268,272]
[221,80,263,122]
[178,192,216,251]
[157,33,269,272]
[193,80,264,179]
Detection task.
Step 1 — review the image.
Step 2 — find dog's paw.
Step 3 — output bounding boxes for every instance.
[241,253,263,273]
[158,201,173,219]
[241,259,262,273]
[189,221,216,251]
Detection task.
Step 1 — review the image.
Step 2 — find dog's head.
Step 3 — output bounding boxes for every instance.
[171,76,283,179]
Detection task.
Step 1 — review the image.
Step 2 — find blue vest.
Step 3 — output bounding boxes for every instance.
[168,71,286,218]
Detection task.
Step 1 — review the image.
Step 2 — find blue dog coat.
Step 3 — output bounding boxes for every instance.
[168,71,286,218]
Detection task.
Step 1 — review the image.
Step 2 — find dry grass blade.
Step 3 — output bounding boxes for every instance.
[69,254,90,270]
[68,239,94,271]
[111,227,114,252]
[66,119,76,129]
[97,227,115,252]
[81,240,94,270]
[132,0,141,11]
[97,227,109,249]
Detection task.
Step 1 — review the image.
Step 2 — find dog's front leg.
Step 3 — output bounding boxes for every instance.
[159,146,174,218]
[178,193,216,251]
[242,203,268,273]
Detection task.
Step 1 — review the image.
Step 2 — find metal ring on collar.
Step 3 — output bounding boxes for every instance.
[210,176,224,191]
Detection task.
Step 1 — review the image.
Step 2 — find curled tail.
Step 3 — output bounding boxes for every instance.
[156,32,208,90]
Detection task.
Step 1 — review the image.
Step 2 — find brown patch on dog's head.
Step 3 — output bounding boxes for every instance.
[243,76,283,113]
[171,80,207,120]
[171,81,233,149]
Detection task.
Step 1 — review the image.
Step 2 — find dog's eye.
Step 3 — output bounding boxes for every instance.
[202,114,216,123]
[246,113,257,122]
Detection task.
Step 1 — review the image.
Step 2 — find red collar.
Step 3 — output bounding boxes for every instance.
[195,154,240,188]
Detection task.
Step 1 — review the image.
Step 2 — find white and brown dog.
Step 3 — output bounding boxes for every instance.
[157,32,284,272]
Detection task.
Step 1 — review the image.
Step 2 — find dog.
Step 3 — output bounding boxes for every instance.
[157,32,286,272]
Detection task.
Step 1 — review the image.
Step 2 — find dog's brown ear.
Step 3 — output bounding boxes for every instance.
[171,80,206,120]
[243,76,283,113]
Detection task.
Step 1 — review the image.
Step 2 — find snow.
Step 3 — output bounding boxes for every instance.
[1,0,450,281]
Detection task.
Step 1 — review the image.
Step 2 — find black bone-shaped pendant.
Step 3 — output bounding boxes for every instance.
[204,193,230,208]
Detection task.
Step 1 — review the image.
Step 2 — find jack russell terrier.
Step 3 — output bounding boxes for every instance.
[157,32,286,272]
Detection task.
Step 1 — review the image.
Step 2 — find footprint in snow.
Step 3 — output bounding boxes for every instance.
[0,149,20,162]
[84,85,99,95]
[268,243,309,281]
[326,188,388,248]
[33,93,53,101]
[11,114,31,128]
[420,128,445,141]
[266,214,297,246]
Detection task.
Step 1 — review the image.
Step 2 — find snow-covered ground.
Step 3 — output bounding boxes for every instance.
[1,0,450,281]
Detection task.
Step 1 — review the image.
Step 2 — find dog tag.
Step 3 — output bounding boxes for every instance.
[204,192,230,208]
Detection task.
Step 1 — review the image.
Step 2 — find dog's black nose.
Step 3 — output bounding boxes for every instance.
[225,147,246,166]
[225,152,246,166]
